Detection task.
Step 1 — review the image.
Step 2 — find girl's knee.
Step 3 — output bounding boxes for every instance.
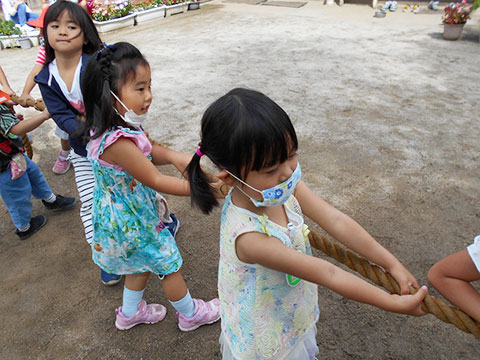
[427,264,441,286]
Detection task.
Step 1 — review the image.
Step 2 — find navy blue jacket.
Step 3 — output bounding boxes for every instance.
[35,54,90,157]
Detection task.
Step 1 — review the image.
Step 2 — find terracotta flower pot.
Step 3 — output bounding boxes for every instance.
[443,23,465,41]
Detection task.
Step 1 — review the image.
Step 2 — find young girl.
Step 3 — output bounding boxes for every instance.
[428,237,480,323]
[186,88,428,359]
[19,5,72,175]
[33,1,125,284]
[80,41,220,331]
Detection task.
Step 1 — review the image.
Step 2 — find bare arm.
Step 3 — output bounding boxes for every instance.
[0,66,15,96]
[150,143,192,177]
[18,64,43,107]
[236,232,427,316]
[10,109,50,136]
[294,181,419,294]
[100,138,190,196]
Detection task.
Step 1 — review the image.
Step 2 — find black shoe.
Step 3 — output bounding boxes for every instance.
[42,195,77,211]
[16,215,47,240]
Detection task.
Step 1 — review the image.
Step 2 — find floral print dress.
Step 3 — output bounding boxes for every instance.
[87,127,182,275]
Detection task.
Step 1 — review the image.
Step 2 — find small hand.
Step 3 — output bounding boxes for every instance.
[15,113,24,121]
[389,263,420,295]
[211,179,228,199]
[18,94,34,108]
[391,285,428,316]
[41,108,50,121]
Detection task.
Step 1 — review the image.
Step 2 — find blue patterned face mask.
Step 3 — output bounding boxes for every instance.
[226,163,301,207]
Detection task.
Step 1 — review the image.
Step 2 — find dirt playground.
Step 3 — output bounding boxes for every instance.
[0,1,479,359]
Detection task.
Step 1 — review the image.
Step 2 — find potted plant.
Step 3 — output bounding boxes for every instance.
[0,19,21,49]
[164,0,188,16]
[442,0,473,40]
[92,0,136,34]
[133,0,166,24]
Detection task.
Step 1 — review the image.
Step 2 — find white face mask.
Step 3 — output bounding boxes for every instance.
[110,91,148,128]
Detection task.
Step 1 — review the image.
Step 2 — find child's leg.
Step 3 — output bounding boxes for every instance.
[60,139,71,152]
[25,156,54,200]
[115,272,167,330]
[69,153,95,243]
[123,272,151,315]
[162,270,220,332]
[0,161,48,239]
[25,156,76,211]
[52,128,71,175]
[0,166,33,230]
[428,250,480,322]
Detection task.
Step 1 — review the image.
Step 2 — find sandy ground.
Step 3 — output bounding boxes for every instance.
[1,1,480,359]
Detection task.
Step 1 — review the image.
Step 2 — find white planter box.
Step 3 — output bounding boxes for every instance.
[187,1,200,10]
[165,3,188,16]
[93,13,136,34]
[134,5,166,24]
[0,35,39,50]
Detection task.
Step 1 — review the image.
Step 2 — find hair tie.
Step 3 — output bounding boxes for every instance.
[95,43,116,60]
[196,148,204,157]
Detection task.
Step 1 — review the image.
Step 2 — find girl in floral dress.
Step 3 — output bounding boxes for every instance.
[80,42,220,331]
[186,88,429,359]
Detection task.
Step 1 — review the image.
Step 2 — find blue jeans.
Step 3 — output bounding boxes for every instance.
[0,154,52,230]
[11,3,39,27]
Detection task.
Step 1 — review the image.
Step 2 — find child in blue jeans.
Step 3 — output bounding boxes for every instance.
[0,102,77,239]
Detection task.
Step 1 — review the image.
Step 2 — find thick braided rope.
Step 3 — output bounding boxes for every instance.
[8,101,476,340]
[308,231,480,339]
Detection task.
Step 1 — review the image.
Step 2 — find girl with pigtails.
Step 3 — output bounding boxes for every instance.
[80,41,221,331]
[186,88,428,359]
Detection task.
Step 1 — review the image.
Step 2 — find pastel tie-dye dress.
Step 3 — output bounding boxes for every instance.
[218,192,319,359]
[87,127,182,275]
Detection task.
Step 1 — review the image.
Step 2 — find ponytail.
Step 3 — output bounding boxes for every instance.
[186,147,218,214]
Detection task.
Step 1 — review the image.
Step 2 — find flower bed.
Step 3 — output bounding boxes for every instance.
[92,0,195,33]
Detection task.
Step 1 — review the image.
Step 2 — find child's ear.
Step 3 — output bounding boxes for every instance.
[216,170,236,186]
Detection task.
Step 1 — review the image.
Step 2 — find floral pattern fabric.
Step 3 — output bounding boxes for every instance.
[87,127,182,275]
[0,104,23,172]
[218,193,319,359]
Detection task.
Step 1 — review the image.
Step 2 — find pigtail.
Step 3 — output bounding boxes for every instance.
[186,147,219,215]
[79,45,118,143]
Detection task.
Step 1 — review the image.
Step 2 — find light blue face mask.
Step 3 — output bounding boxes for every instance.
[226,163,301,207]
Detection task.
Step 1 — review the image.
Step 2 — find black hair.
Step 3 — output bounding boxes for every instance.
[186,88,298,214]
[79,42,149,143]
[43,1,101,65]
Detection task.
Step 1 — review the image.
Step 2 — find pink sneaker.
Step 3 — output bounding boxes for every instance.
[115,300,167,330]
[52,152,71,174]
[177,298,220,332]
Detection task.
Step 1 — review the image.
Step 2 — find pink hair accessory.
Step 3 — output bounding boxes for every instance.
[196,148,204,157]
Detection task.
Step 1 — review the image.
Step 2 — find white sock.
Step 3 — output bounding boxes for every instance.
[60,150,70,158]
[18,223,30,232]
[43,193,56,203]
